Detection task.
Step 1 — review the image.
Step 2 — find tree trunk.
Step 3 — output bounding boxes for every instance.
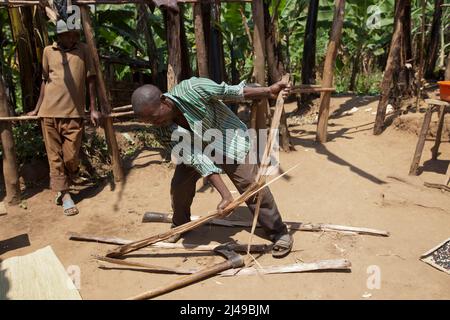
[138,3,160,87]
[8,7,38,113]
[80,6,124,182]
[299,0,319,107]
[0,75,20,205]
[193,3,209,78]
[424,0,443,79]
[316,0,345,143]
[373,0,406,135]
[165,9,182,91]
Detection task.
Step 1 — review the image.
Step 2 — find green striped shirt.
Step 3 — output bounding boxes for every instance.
[156,77,251,177]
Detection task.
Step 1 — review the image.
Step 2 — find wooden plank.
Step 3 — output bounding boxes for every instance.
[0,246,82,300]
[409,106,434,175]
[316,0,345,142]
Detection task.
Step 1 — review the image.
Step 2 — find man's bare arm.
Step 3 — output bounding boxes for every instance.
[207,173,234,215]
[27,81,46,116]
[88,76,101,126]
[243,80,291,100]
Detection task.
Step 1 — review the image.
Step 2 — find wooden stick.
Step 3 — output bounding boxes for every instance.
[0,111,135,122]
[193,2,209,78]
[142,213,390,237]
[246,74,289,260]
[251,0,268,131]
[373,1,405,134]
[316,0,345,142]
[423,182,450,192]
[95,255,198,274]
[431,105,446,160]
[96,256,351,276]
[0,76,20,205]
[409,105,434,175]
[112,105,132,112]
[127,260,238,300]
[81,6,124,182]
[68,232,271,252]
[220,259,351,276]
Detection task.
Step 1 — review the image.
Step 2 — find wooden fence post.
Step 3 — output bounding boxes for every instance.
[0,76,20,205]
[373,0,406,135]
[80,6,124,182]
[251,0,267,131]
[316,0,345,143]
[166,9,182,91]
[193,2,209,78]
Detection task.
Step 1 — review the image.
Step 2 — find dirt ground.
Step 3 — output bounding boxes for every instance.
[1,94,449,300]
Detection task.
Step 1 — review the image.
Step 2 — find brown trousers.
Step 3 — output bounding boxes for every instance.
[171,161,288,237]
[41,118,83,192]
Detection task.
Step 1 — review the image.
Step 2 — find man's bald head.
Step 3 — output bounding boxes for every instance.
[131,84,162,116]
[131,84,176,127]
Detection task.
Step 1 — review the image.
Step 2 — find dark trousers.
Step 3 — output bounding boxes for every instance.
[170,161,288,237]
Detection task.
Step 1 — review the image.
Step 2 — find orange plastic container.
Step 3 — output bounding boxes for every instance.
[438,81,450,102]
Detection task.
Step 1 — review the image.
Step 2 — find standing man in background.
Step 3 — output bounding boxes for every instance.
[28,20,101,216]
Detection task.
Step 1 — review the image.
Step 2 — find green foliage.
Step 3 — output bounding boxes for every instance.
[11,122,46,164]
[82,130,110,165]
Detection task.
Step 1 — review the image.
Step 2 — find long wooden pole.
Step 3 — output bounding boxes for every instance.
[251,0,267,132]
[415,0,426,113]
[0,0,253,5]
[166,9,182,90]
[0,76,20,205]
[316,0,345,143]
[373,0,405,135]
[80,6,124,182]
[193,2,209,78]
